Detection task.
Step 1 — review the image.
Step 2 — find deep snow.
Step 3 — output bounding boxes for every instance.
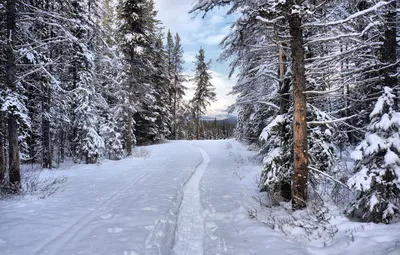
[0,140,399,255]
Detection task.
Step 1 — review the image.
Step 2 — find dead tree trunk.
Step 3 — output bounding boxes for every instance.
[289,11,308,210]
[6,0,21,186]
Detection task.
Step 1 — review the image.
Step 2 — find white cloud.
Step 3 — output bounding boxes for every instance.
[210,15,224,25]
[203,34,226,45]
[153,0,232,45]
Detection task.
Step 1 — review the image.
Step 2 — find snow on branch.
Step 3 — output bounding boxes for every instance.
[189,0,231,14]
[256,16,285,24]
[308,114,360,125]
[308,166,350,190]
[235,99,280,110]
[305,33,361,45]
[303,1,392,27]
[303,87,342,95]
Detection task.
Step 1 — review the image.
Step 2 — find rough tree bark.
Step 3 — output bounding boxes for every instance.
[288,10,308,209]
[6,0,21,186]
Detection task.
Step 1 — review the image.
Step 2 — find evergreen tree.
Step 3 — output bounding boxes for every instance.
[167,32,187,139]
[67,0,104,164]
[152,32,172,140]
[191,48,216,140]
[347,87,400,223]
[96,0,126,160]
[117,0,157,151]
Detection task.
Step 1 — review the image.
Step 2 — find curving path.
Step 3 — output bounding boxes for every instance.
[172,147,210,255]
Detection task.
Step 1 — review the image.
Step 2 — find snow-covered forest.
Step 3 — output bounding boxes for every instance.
[0,0,223,186]
[190,0,399,224]
[0,0,400,254]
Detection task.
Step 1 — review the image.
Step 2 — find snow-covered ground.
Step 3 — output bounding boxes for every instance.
[0,140,399,255]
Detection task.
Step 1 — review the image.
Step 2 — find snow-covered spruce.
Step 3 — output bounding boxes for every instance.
[259,114,293,202]
[191,48,217,140]
[346,87,400,223]
[259,105,336,203]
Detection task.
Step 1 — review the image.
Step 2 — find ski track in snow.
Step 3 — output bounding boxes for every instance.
[32,162,158,255]
[172,147,210,255]
[2,140,400,255]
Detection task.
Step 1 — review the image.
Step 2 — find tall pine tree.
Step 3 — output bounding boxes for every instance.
[191,48,216,140]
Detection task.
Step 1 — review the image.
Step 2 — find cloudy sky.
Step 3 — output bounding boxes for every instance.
[153,0,237,116]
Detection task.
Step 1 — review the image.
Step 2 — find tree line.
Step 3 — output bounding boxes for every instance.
[0,0,216,191]
[191,0,398,223]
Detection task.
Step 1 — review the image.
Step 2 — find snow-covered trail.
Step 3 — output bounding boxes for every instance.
[0,140,337,255]
[0,142,204,255]
[172,147,210,255]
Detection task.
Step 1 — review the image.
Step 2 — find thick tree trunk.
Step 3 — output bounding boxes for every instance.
[8,117,20,185]
[289,12,308,209]
[381,1,397,108]
[6,0,20,186]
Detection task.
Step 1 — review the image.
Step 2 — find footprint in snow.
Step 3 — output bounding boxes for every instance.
[0,239,7,244]
[107,227,123,234]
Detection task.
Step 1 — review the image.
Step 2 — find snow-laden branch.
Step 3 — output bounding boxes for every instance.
[308,114,359,125]
[303,87,342,95]
[234,99,280,110]
[309,166,350,190]
[256,16,285,24]
[189,0,231,14]
[305,33,361,45]
[303,1,392,27]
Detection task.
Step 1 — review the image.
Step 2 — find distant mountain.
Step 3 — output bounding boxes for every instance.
[200,114,237,125]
